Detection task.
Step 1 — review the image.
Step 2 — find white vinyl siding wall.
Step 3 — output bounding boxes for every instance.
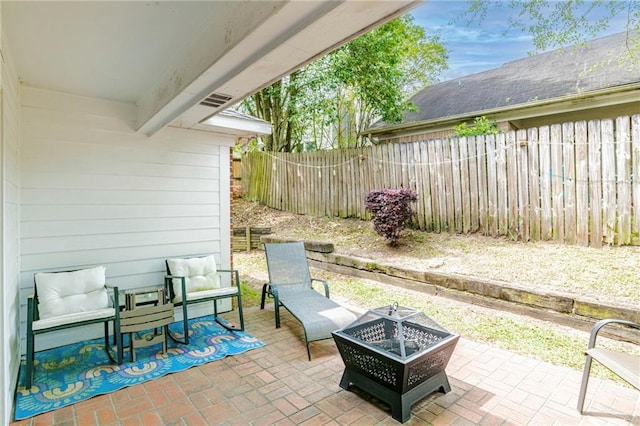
[2,31,21,425]
[19,87,233,351]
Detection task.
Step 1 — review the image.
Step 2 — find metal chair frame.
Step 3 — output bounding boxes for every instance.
[164,259,244,345]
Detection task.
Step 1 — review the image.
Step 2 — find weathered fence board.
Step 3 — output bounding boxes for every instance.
[588,120,603,247]
[602,119,616,245]
[550,124,564,242]
[517,129,530,241]
[632,115,640,242]
[476,136,488,235]
[435,140,447,231]
[459,137,471,234]
[575,121,589,246]
[539,126,552,240]
[412,142,424,228]
[451,138,463,233]
[506,132,518,238]
[427,141,440,231]
[616,116,632,245]
[242,116,640,247]
[486,134,498,236]
[563,122,577,245]
[496,133,507,236]
[527,127,541,241]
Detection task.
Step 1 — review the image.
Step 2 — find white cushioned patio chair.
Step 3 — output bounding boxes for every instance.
[261,242,357,360]
[26,266,122,388]
[165,254,244,344]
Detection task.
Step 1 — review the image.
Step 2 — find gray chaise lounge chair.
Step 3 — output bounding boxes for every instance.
[261,242,357,360]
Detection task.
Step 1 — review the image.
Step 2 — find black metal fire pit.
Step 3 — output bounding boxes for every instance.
[332,304,459,423]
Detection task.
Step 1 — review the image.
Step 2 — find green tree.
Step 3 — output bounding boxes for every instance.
[462,0,640,57]
[330,15,447,125]
[243,15,448,151]
[242,71,303,152]
[454,116,500,137]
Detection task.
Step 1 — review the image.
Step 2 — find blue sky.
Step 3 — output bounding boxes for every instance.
[411,1,632,81]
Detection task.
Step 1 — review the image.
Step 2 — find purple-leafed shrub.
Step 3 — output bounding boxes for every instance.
[365,188,418,245]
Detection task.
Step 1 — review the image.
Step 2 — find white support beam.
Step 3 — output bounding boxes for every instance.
[136,1,342,136]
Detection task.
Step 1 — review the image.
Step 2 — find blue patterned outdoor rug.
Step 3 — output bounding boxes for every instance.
[14,315,263,420]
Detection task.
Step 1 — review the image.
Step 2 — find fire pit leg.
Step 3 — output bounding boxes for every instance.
[339,370,351,390]
[339,369,452,423]
[397,372,451,422]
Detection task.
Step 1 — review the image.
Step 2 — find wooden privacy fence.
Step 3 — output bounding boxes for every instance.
[242,115,640,247]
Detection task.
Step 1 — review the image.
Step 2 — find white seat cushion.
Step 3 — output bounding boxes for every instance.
[32,308,116,331]
[167,255,221,303]
[184,286,239,302]
[34,266,109,320]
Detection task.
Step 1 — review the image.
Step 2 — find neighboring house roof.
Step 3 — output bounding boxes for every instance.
[368,31,640,134]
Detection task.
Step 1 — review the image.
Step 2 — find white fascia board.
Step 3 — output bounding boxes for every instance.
[170,105,271,137]
[180,114,272,137]
[200,114,272,136]
[169,115,271,138]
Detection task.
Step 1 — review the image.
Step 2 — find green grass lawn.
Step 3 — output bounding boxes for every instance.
[236,251,639,386]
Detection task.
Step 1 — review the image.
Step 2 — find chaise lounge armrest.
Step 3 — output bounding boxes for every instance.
[311,278,330,297]
[577,318,640,414]
[586,318,640,350]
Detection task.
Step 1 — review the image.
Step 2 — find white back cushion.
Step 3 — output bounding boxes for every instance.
[35,266,109,320]
[167,255,220,301]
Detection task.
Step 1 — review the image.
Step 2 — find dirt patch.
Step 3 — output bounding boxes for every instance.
[232,198,640,308]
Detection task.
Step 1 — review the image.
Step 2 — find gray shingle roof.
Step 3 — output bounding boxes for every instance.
[369,32,639,131]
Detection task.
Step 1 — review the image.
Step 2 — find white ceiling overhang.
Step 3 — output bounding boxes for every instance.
[4,1,421,136]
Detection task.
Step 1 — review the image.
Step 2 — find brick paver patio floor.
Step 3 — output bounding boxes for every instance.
[11,306,640,425]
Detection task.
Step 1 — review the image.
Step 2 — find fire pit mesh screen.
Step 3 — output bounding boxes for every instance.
[407,343,456,387]
[337,342,399,387]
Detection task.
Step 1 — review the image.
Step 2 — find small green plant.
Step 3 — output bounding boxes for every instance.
[454,116,500,137]
[364,188,417,245]
[239,281,263,307]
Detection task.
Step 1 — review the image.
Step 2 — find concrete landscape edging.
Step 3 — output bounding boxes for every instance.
[260,236,639,337]
[309,251,639,323]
